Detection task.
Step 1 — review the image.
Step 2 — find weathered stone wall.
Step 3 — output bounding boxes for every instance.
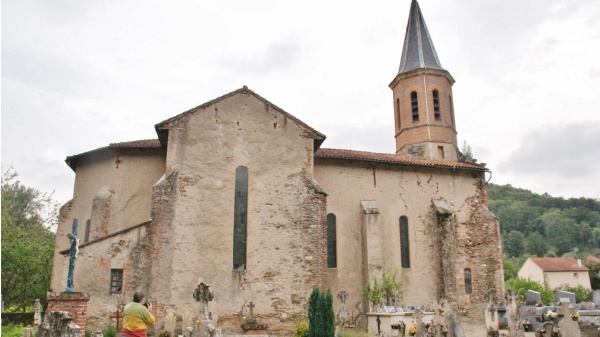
[53,224,150,332]
[146,92,327,335]
[50,151,165,293]
[314,159,503,319]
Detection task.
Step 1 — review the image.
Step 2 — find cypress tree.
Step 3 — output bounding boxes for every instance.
[324,289,335,337]
[308,287,320,337]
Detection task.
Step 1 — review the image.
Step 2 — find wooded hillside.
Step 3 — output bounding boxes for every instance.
[487,183,600,289]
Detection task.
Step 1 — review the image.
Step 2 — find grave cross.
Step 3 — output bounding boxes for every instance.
[246,301,257,324]
[65,219,80,292]
[110,309,124,331]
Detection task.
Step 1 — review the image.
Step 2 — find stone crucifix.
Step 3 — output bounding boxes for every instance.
[193,282,214,319]
[246,301,257,324]
[65,219,80,292]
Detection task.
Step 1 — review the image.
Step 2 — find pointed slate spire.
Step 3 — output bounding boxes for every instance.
[398,0,445,75]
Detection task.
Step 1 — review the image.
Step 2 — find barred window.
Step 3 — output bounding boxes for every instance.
[110,269,123,293]
[464,268,472,294]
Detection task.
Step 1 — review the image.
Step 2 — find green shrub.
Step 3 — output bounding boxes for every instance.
[555,284,593,302]
[505,277,555,304]
[102,325,118,337]
[1,323,33,337]
[293,318,309,337]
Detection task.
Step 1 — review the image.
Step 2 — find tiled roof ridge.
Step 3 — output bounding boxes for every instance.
[109,139,161,147]
[530,257,589,271]
[316,147,487,170]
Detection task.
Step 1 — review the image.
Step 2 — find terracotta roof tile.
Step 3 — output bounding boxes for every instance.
[65,138,163,171]
[529,257,589,272]
[315,148,487,171]
[109,139,161,148]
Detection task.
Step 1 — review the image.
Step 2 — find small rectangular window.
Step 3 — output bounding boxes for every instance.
[437,146,445,159]
[574,273,578,278]
[110,269,123,293]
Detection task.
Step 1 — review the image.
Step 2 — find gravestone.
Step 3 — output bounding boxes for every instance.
[484,300,499,337]
[526,290,542,305]
[22,328,34,337]
[429,302,447,337]
[506,290,524,337]
[164,306,177,337]
[34,299,42,330]
[557,302,581,337]
[336,290,350,328]
[192,282,221,337]
[37,311,80,337]
[556,291,575,304]
[240,301,268,333]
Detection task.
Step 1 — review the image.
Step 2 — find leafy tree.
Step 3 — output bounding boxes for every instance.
[541,211,577,256]
[503,230,525,257]
[503,258,519,281]
[1,169,58,311]
[502,255,531,281]
[525,232,548,257]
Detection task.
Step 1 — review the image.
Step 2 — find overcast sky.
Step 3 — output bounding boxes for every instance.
[2,0,600,207]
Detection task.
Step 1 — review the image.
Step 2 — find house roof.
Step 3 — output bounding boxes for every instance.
[154,86,326,149]
[65,139,163,171]
[315,148,488,171]
[528,257,589,272]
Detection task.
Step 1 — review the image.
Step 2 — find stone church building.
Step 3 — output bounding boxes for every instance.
[51,1,504,334]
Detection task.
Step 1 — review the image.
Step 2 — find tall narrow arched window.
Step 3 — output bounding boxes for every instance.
[433,90,440,120]
[399,216,410,268]
[233,166,248,270]
[84,219,91,243]
[395,98,401,129]
[411,92,419,121]
[464,268,472,294]
[449,95,455,126]
[327,213,337,268]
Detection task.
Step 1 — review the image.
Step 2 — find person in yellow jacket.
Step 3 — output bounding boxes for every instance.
[121,291,155,337]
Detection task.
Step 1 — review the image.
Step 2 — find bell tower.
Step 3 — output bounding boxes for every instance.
[390,0,458,160]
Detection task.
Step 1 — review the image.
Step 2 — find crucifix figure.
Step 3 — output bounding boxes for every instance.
[65,219,80,292]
